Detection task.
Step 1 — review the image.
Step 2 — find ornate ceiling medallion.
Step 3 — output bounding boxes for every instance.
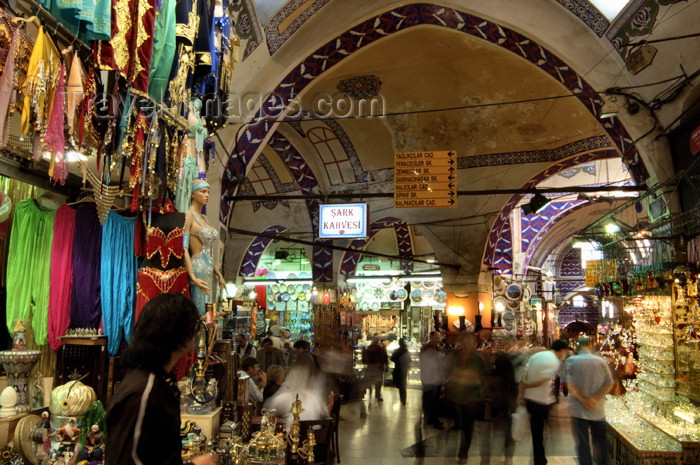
[337,75,382,99]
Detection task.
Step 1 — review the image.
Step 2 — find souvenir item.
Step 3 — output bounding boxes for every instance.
[411,290,422,303]
[396,289,408,301]
[506,284,522,301]
[435,291,447,303]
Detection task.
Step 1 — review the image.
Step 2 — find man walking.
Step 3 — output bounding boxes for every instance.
[563,336,615,465]
[518,339,569,465]
[420,331,447,429]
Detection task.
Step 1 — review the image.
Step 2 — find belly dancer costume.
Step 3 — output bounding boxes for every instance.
[189,211,217,315]
[136,202,189,321]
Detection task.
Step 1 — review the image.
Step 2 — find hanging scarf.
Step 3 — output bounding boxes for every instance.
[46,62,68,184]
[0,26,18,148]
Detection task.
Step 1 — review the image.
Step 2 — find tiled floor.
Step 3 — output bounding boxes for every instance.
[336,388,579,465]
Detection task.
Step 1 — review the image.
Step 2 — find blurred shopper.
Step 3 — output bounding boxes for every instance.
[263,352,334,430]
[420,331,447,429]
[446,332,490,464]
[263,364,285,401]
[518,339,569,465]
[391,338,411,406]
[483,350,517,465]
[258,337,285,371]
[363,334,388,401]
[563,336,615,465]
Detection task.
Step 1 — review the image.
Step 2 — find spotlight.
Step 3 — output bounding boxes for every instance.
[522,192,551,215]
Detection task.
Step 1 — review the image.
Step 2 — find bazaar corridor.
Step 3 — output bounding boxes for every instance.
[337,388,578,465]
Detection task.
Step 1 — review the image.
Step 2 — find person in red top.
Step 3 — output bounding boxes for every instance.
[363,334,388,401]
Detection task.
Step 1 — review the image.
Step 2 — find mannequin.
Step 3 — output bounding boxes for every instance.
[184,179,225,315]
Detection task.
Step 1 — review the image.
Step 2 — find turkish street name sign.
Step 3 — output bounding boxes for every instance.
[394,150,457,208]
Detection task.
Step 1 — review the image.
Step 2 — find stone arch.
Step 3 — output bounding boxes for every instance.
[339,217,414,276]
[220,3,650,223]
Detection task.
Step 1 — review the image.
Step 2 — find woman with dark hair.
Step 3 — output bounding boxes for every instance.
[391,338,411,406]
[105,293,216,465]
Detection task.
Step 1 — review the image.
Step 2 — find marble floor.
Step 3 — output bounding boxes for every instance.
[336,388,579,465]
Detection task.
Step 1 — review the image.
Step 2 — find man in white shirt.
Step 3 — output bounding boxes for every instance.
[237,356,267,404]
[518,339,569,465]
[420,331,447,429]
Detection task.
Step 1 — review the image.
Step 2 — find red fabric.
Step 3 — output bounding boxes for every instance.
[135,267,190,321]
[130,0,156,93]
[48,205,77,350]
[145,226,184,269]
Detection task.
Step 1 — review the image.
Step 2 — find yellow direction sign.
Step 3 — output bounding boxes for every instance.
[394,151,457,208]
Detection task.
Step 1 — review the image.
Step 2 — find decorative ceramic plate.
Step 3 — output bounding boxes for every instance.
[271,284,280,293]
[299,271,310,279]
[269,302,276,310]
[422,280,437,289]
[267,293,274,302]
[435,291,447,303]
[371,302,380,311]
[503,312,515,321]
[361,302,369,311]
[374,288,385,299]
[424,290,434,300]
[505,323,514,331]
[302,284,311,292]
[299,292,307,300]
[287,300,297,311]
[396,289,408,301]
[287,273,298,280]
[287,285,296,294]
[507,298,520,310]
[522,286,531,300]
[411,289,423,303]
[299,301,308,311]
[290,292,298,301]
[282,292,290,301]
[279,283,288,292]
[506,284,522,301]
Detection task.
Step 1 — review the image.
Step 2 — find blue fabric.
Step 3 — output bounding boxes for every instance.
[101,211,138,356]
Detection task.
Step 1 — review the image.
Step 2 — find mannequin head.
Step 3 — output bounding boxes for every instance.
[191,180,210,207]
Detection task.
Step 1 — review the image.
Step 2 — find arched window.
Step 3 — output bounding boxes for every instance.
[307,127,356,185]
[247,160,276,194]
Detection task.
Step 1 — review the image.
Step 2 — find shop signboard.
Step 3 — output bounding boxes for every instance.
[318,203,369,239]
[530,297,542,311]
[394,150,457,208]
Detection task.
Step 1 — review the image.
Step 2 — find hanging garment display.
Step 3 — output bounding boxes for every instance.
[37,0,111,41]
[45,61,67,184]
[0,25,18,148]
[148,0,177,103]
[6,199,56,345]
[70,204,103,329]
[135,206,189,320]
[48,205,76,351]
[175,155,197,212]
[101,211,138,356]
[20,26,60,160]
[94,0,155,94]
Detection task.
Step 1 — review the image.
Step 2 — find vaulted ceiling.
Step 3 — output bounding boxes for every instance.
[215,0,700,292]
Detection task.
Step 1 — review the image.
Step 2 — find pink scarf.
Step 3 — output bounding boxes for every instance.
[46,62,67,184]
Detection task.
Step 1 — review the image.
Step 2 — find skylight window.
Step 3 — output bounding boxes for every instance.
[588,0,632,21]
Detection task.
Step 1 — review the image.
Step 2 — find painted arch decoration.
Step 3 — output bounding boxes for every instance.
[220,2,650,223]
[239,225,289,277]
[483,148,620,274]
[339,217,413,276]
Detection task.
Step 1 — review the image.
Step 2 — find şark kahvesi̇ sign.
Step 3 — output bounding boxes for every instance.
[318,204,368,239]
